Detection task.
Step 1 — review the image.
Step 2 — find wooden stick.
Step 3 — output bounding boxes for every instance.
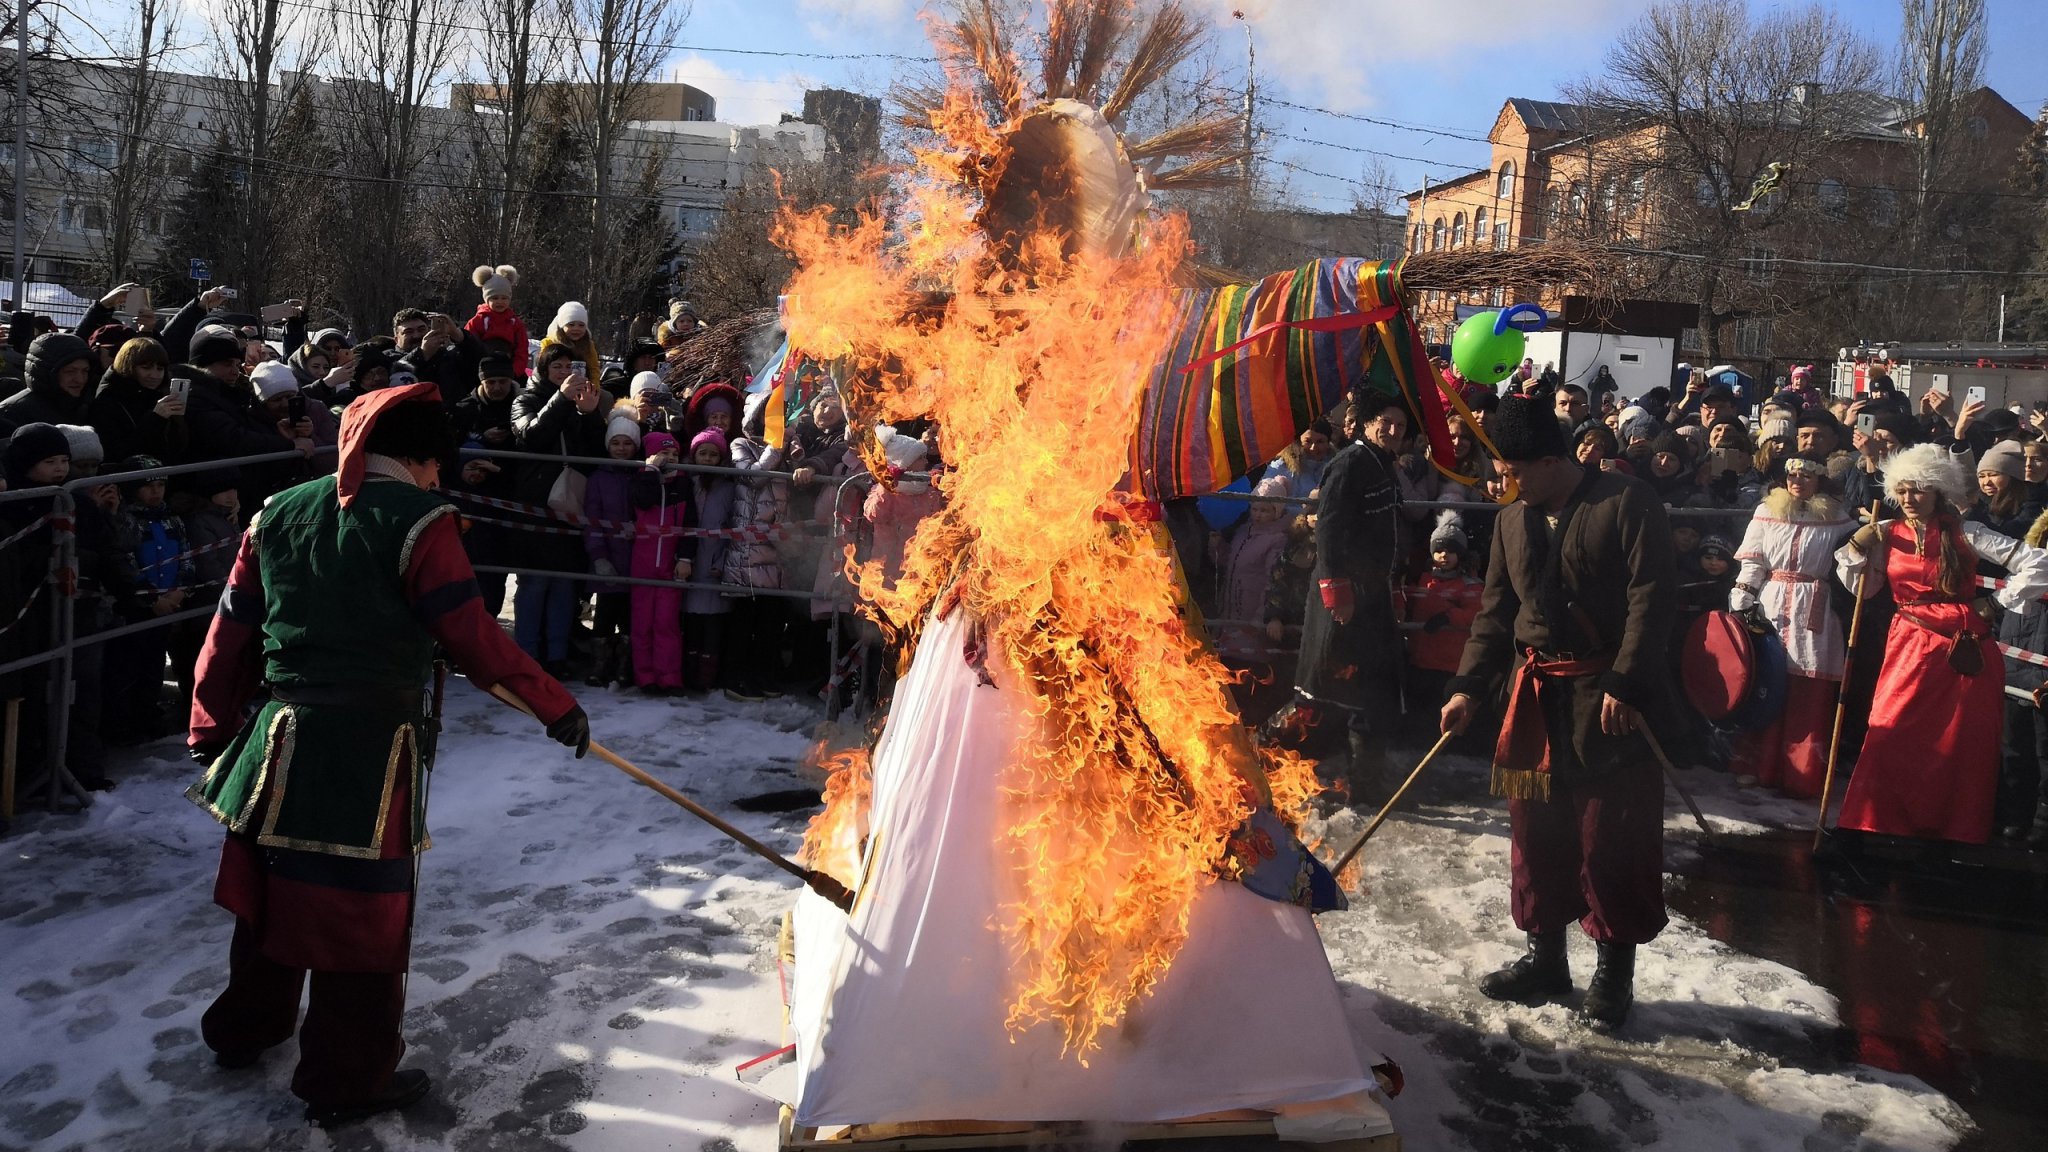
[2,698,17,822]
[1327,731,1455,876]
[1814,501,1882,852]
[487,684,854,910]
[1639,724,1716,841]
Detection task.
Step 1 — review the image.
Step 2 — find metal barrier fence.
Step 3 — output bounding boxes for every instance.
[2,436,1774,816]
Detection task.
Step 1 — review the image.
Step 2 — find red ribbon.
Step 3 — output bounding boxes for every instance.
[1178,305,1401,375]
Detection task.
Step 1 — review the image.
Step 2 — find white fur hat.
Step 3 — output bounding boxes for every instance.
[628,370,667,397]
[1885,443,1972,508]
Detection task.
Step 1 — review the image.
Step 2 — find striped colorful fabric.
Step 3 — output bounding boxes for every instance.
[1131,258,1447,501]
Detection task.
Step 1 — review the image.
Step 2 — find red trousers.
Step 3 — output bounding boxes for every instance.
[200,919,406,1108]
[1509,766,1669,945]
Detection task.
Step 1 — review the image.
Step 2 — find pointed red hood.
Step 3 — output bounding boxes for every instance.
[336,381,444,508]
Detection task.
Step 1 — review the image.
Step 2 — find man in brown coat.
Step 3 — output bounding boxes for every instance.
[1440,395,1676,1031]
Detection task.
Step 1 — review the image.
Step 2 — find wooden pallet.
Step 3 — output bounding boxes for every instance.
[780,1107,1399,1151]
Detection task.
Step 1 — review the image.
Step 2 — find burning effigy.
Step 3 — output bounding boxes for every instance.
[762,0,1595,1135]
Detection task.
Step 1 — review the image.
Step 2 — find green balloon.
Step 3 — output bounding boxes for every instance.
[1451,311,1526,386]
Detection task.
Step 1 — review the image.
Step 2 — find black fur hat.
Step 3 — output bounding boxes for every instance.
[1491,395,1569,462]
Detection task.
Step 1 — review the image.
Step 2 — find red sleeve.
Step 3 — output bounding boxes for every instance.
[189,530,268,750]
[1449,578,1485,629]
[405,510,577,724]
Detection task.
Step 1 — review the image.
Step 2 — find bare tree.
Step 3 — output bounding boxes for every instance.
[326,0,461,328]
[1898,0,1986,250]
[49,0,181,285]
[471,0,564,258]
[557,0,687,323]
[209,0,316,301]
[1566,0,1884,364]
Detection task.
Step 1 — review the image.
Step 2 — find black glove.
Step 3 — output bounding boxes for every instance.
[1423,612,1452,634]
[189,744,224,767]
[547,706,590,759]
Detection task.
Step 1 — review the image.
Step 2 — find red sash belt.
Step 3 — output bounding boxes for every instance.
[1491,648,1615,802]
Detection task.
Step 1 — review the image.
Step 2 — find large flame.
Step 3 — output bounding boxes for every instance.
[788,5,1323,1058]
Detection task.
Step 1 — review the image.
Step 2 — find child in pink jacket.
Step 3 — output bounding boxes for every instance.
[628,430,693,692]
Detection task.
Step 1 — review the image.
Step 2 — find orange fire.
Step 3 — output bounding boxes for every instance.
[787,1,1325,1058]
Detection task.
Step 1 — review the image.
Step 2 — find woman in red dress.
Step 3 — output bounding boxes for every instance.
[1834,444,2048,844]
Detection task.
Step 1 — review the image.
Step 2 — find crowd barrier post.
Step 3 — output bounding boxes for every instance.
[823,472,874,724]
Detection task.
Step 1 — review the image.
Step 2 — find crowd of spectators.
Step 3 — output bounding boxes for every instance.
[7,280,2048,853]
[0,279,914,819]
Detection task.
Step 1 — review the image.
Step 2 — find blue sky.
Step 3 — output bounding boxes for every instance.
[667,0,2048,210]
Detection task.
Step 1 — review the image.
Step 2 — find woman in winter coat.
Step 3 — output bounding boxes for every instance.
[683,428,739,691]
[628,431,693,692]
[1726,458,1858,797]
[582,412,641,687]
[0,332,96,429]
[88,337,188,463]
[509,343,612,672]
[721,389,792,701]
[1212,475,1291,658]
[539,302,603,385]
[1967,441,2040,540]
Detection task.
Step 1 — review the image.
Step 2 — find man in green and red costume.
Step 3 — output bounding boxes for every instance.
[185,381,590,1127]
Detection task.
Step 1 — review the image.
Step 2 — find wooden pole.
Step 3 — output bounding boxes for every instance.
[1639,725,1716,841]
[1814,501,1883,852]
[2,698,17,822]
[1328,731,1455,877]
[487,684,854,910]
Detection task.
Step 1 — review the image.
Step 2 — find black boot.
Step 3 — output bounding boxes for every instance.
[1346,728,1394,809]
[1578,943,1636,1031]
[584,637,616,688]
[2026,802,2048,851]
[1478,932,1572,1003]
[304,1068,432,1128]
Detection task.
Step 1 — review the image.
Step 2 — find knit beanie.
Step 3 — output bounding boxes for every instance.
[1978,440,2024,480]
[90,323,136,349]
[477,353,516,382]
[251,361,300,400]
[689,427,729,459]
[58,424,103,470]
[1698,535,1735,559]
[1490,395,1569,462]
[473,264,518,302]
[644,430,678,457]
[311,327,349,350]
[2,422,70,481]
[116,455,168,489]
[554,301,590,329]
[606,411,643,448]
[189,330,242,368]
[629,370,668,397]
[1253,475,1289,499]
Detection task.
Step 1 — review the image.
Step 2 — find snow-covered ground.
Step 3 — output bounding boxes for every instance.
[1,683,1975,1151]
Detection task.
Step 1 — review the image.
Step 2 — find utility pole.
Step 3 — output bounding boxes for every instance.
[1237,11,1254,196]
[11,0,27,309]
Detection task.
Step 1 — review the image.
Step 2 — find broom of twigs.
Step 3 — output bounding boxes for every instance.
[662,308,777,392]
[1397,241,1616,312]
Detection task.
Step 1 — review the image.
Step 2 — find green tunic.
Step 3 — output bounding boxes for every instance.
[187,475,456,858]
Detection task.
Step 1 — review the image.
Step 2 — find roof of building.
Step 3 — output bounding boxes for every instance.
[1508,98,1591,135]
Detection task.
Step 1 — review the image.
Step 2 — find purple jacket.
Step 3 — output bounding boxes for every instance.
[583,465,634,593]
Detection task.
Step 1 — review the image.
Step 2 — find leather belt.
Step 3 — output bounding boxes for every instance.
[270,682,427,711]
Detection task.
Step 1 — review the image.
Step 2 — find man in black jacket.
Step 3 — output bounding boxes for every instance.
[1259,390,1406,807]
[180,331,315,502]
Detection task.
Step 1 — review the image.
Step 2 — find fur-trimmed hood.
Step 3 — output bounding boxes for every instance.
[1760,488,1846,522]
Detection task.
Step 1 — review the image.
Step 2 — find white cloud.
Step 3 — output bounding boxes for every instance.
[662,52,822,126]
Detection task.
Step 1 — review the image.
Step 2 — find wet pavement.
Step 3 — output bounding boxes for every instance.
[1668,830,2048,1152]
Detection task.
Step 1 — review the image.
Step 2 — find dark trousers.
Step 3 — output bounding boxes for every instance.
[1509,766,1669,945]
[592,590,630,638]
[722,595,782,692]
[1999,698,2048,826]
[200,919,406,1108]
